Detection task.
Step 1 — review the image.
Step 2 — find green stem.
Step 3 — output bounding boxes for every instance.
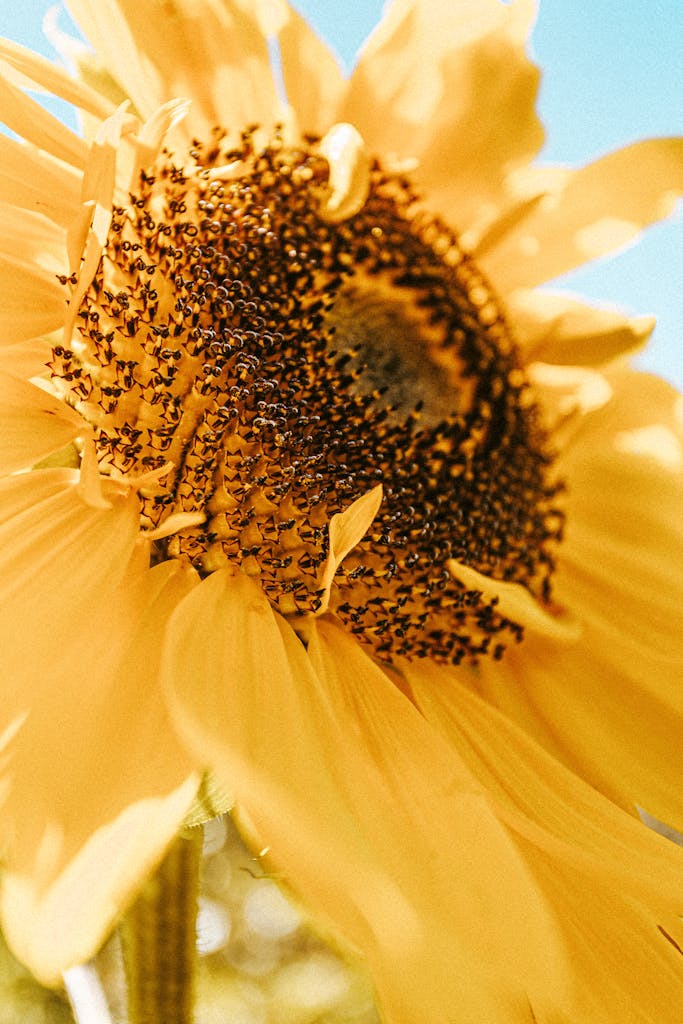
[120,830,201,1024]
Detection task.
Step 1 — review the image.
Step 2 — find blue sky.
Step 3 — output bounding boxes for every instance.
[3,0,681,384]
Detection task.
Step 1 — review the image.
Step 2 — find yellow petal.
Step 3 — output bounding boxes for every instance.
[307,622,577,1023]
[78,103,127,240]
[164,575,575,1021]
[0,253,65,345]
[463,184,549,255]
[0,35,115,122]
[0,374,84,475]
[0,199,67,275]
[65,105,129,334]
[61,0,163,122]
[0,134,81,228]
[482,138,683,288]
[276,4,345,136]
[67,0,282,138]
[163,572,405,949]
[133,97,192,172]
[0,469,139,698]
[527,362,613,443]
[163,570,360,828]
[317,483,382,611]
[507,287,654,366]
[0,540,201,983]
[557,370,683,654]
[406,662,683,1020]
[343,0,513,151]
[0,339,54,380]
[412,1,544,235]
[0,64,87,168]
[43,9,132,142]
[76,437,112,510]
[474,370,683,833]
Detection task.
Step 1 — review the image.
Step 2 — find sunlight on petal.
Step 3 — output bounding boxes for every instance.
[614,424,683,470]
[527,361,613,440]
[574,215,640,257]
[2,783,198,986]
[309,621,570,1022]
[0,200,66,277]
[472,370,683,834]
[0,134,81,228]
[483,138,683,288]
[0,35,116,122]
[276,4,345,136]
[67,0,283,138]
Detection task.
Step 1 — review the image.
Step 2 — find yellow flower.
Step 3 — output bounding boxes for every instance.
[1,1,682,1020]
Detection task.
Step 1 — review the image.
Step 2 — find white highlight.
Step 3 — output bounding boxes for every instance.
[63,963,114,1024]
[196,897,231,955]
[615,424,683,470]
[244,880,301,939]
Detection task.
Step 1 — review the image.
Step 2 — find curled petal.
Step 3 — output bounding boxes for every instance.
[133,98,192,172]
[317,123,371,223]
[527,362,613,443]
[65,104,130,339]
[317,484,382,613]
[447,557,581,642]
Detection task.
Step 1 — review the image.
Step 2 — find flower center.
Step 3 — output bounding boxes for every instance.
[53,130,563,664]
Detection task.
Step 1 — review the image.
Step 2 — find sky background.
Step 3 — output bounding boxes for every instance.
[3,0,682,385]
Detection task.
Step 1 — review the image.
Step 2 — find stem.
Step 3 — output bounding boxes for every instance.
[120,830,201,1024]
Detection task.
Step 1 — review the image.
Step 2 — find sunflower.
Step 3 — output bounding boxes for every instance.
[0,1,682,1021]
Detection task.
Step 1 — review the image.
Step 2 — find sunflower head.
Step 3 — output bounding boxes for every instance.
[0,3,682,1022]
[51,123,563,665]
